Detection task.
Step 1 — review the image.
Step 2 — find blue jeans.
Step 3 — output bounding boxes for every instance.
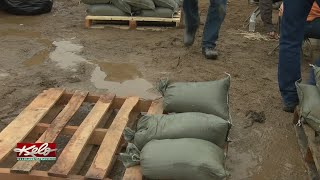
[183,0,227,48]
[278,0,319,107]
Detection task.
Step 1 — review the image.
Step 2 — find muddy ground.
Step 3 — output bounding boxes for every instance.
[0,0,318,179]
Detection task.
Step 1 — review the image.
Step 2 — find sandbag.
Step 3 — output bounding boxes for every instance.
[296,82,320,132]
[81,0,110,4]
[111,0,131,14]
[1,0,53,15]
[174,0,182,6]
[87,4,128,16]
[120,139,227,180]
[158,75,231,120]
[153,0,178,11]
[123,0,155,10]
[138,8,173,18]
[124,112,230,150]
[314,65,320,87]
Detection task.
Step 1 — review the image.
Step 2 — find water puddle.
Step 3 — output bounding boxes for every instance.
[49,41,88,69]
[90,63,159,99]
[0,12,39,25]
[0,29,53,66]
[19,39,159,99]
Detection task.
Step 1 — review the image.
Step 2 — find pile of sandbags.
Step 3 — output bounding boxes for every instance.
[296,65,320,132]
[82,0,181,17]
[120,74,232,180]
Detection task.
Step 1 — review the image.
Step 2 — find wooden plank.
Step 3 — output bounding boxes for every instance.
[30,123,108,145]
[11,91,88,174]
[60,93,153,112]
[294,124,320,180]
[122,100,163,180]
[0,168,111,180]
[85,15,181,23]
[48,94,115,178]
[0,88,64,162]
[304,125,320,171]
[85,97,140,180]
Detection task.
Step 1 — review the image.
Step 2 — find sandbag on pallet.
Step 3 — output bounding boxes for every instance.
[120,139,227,180]
[138,8,173,18]
[111,0,131,14]
[296,82,320,132]
[87,4,128,16]
[158,75,231,120]
[314,65,320,87]
[153,0,178,11]
[124,0,155,10]
[81,0,110,4]
[124,112,231,150]
[174,0,182,6]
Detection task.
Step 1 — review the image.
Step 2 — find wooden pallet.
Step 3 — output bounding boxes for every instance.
[0,88,163,180]
[293,108,320,180]
[85,10,183,30]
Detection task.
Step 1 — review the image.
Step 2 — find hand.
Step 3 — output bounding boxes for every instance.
[279,3,283,17]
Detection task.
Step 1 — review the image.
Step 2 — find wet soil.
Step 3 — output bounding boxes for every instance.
[0,0,317,179]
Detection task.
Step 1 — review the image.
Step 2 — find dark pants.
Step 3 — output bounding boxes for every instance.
[278,0,319,107]
[183,0,227,48]
[259,0,274,32]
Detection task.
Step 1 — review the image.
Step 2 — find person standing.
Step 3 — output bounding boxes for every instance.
[183,0,227,60]
[279,0,320,112]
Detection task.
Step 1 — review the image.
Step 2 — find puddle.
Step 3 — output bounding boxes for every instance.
[90,64,159,99]
[23,49,50,66]
[0,29,53,66]
[0,12,39,25]
[49,41,88,69]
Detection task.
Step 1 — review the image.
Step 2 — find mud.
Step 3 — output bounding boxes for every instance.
[0,0,314,179]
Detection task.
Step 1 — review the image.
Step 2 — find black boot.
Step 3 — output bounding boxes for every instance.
[202,47,218,60]
[184,29,197,47]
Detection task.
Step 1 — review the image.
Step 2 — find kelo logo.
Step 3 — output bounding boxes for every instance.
[14,143,57,161]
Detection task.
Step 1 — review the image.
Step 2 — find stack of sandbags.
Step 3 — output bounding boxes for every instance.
[120,74,231,180]
[296,65,320,132]
[82,0,180,18]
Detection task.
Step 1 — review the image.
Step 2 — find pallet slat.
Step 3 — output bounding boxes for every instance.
[122,101,163,180]
[11,91,88,174]
[85,97,140,179]
[0,88,65,162]
[48,94,115,178]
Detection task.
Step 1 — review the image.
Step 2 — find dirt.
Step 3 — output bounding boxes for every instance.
[0,0,317,179]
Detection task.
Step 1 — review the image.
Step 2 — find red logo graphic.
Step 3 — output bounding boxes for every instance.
[14,143,57,161]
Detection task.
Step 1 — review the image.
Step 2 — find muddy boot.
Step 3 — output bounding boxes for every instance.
[184,29,197,47]
[202,47,218,60]
[282,103,298,113]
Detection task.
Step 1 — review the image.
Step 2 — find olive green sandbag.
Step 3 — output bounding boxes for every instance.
[158,75,231,120]
[314,65,320,87]
[123,0,155,10]
[124,112,230,150]
[120,139,227,180]
[82,0,110,4]
[111,0,131,14]
[174,0,182,6]
[139,8,173,18]
[296,82,320,132]
[153,0,178,11]
[87,4,128,16]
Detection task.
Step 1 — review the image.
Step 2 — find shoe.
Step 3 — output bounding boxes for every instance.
[202,47,218,60]
[282,103,298,113]
[184,29,197,47]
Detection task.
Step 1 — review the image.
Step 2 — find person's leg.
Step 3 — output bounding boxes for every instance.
[183,0,199,46]
[259,0,274,33]
[309,57,320,85]
[305,18,320,39]
[278,0,313,112]
[202,0,227,50]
